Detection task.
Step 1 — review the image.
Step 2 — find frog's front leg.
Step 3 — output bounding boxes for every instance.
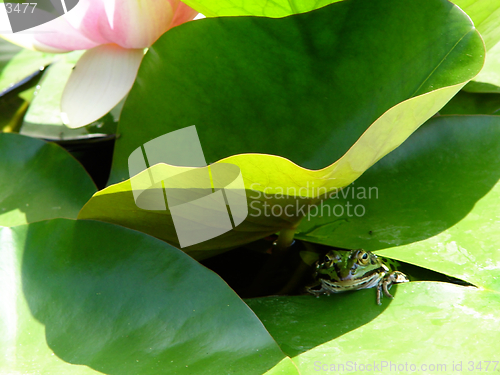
[377,271,409,305]
[306,280,328,297]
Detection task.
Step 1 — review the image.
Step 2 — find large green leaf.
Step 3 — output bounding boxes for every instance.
[88,0,482,257]
[110,0,483,183]
[0,219,285,374]
[0,133,96,227]
[183,0,340,17]
[453,0,500,51]
[295,115,500,290]
[247,282,500,374]
[453,0,500,92]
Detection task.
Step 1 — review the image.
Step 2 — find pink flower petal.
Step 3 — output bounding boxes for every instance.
[97,0,175,48]
[33,20,101,51]
[75,0,115,46]
[32,1,101,51]
[7,0,197,52]
[61,44,144,128]
[170,2,199,28]
[1,33,67,53]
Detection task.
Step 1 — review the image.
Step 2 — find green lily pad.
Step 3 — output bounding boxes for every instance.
[183,0,340,17]
[295,115,500,290]
[454,0,500,92]
[0,133,96,227]
[77,81,471,258]
[0,219,285,374]
[110,0,483,184]
[453,0,500,51]
[247,282,500,374]
[86,0,482,257]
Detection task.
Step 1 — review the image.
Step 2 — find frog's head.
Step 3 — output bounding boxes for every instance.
[314,249,387,283]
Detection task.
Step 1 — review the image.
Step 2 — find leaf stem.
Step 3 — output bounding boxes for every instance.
[2,101,29,133]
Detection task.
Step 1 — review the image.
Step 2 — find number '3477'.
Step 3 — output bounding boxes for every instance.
[468,361,499,371]
[5,3,37,13]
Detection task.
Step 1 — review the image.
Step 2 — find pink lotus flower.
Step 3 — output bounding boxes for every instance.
[2,0,198,128]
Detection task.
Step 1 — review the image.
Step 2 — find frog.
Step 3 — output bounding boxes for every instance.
[306,249,409,305]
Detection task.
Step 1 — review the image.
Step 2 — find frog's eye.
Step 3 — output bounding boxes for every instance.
[325,252,341,262]
[357,250,370,265]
